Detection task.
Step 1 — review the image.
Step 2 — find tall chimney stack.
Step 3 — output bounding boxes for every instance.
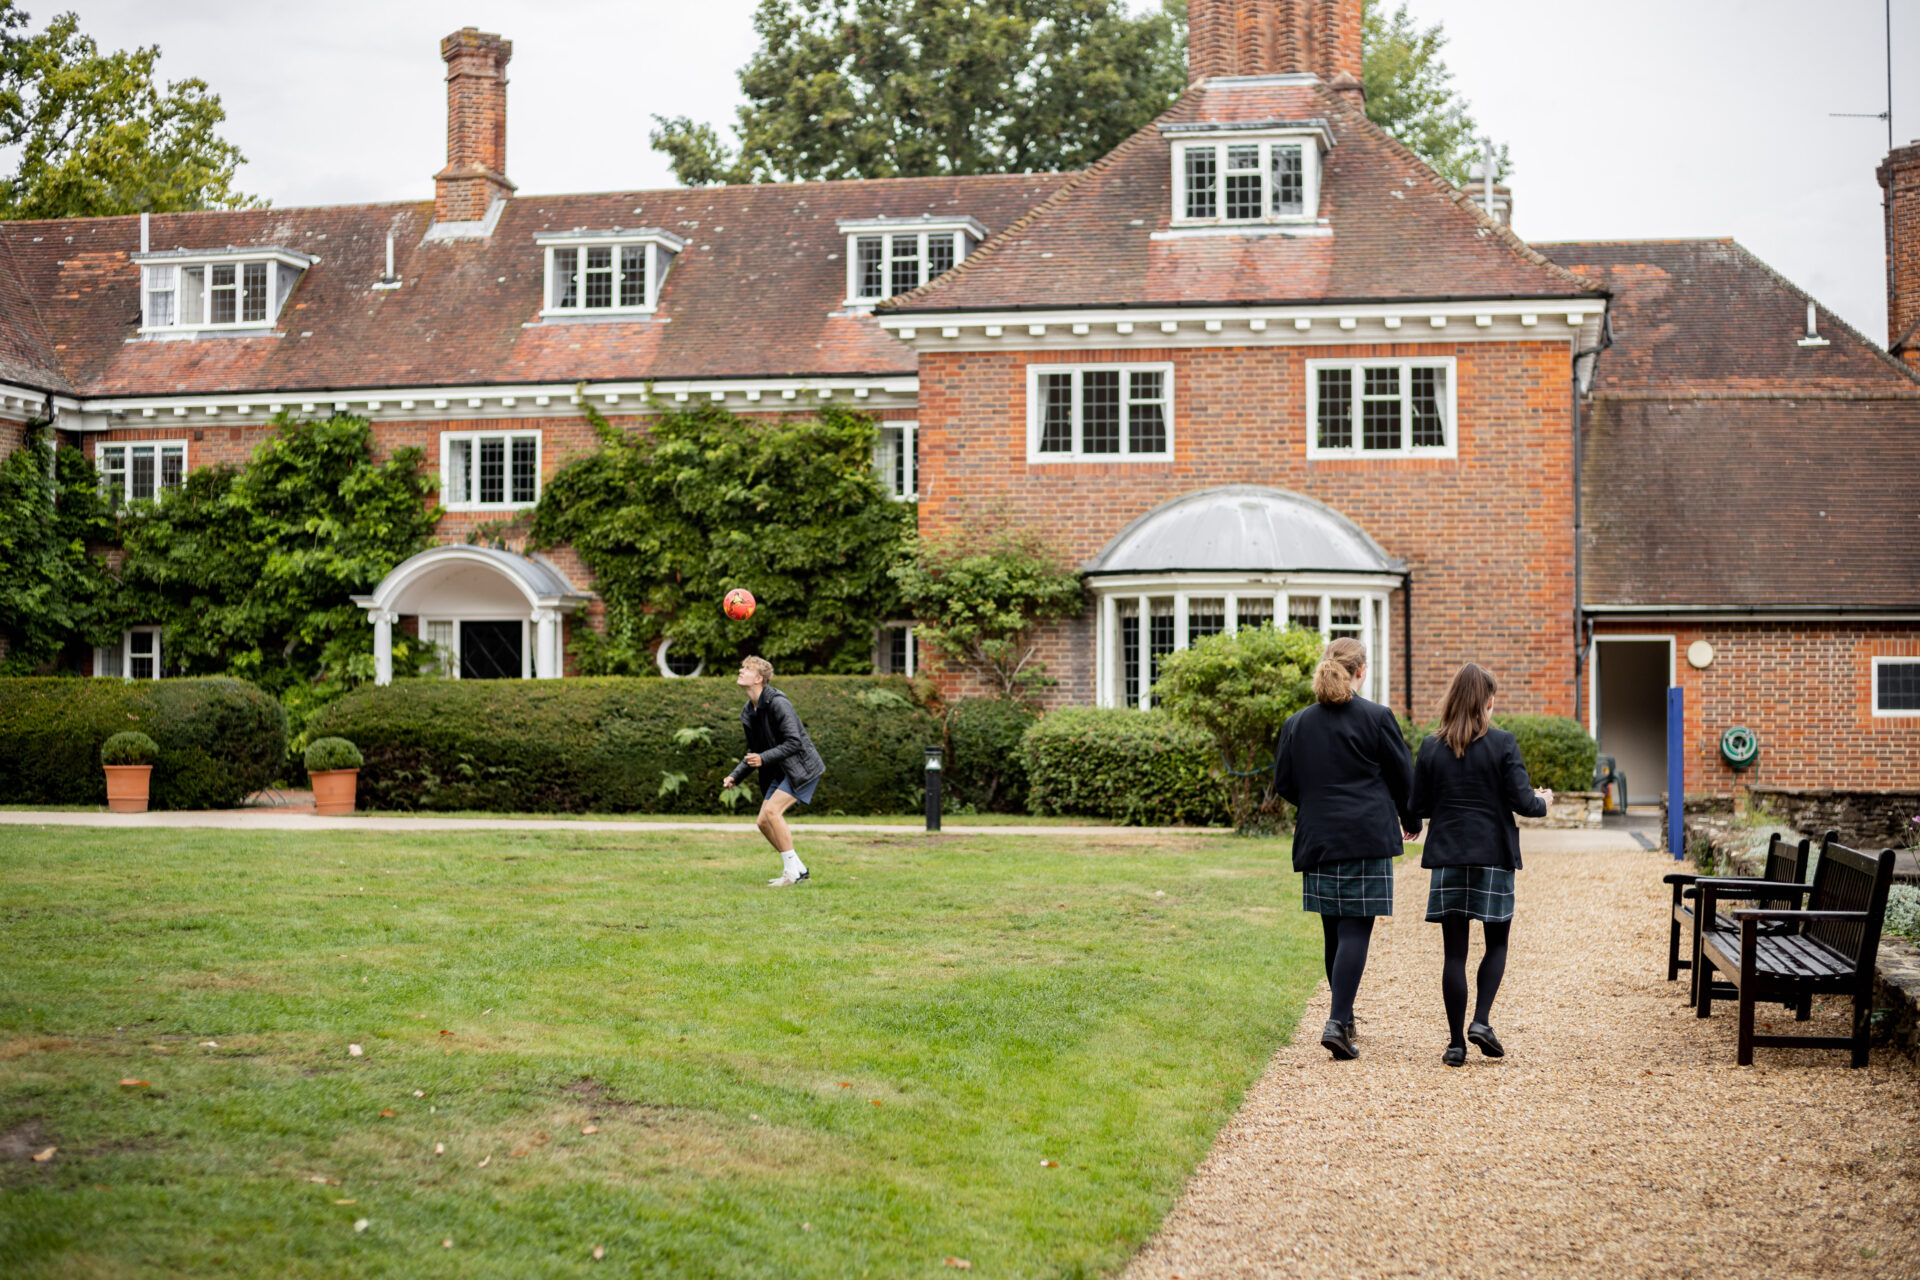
[434,28,515,226]
[1877,140,1920,366]
[1188,0,1362,86]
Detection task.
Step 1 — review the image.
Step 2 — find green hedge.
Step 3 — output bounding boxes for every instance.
[0,677,286,809]
[943,697,1037,814]
[1398,712,1597,793]
[306,677,937,814]
[1019,708,1228,826]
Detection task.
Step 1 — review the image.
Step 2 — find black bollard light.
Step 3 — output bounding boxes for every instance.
[924,745,943,832]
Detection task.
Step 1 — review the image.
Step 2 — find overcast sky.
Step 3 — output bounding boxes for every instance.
[29,0,1920,342]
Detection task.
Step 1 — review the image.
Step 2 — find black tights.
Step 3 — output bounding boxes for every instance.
[1320,914,1376,1025]
[1440,917,1511,1046]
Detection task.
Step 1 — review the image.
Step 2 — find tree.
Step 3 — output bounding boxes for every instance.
[890,528,1084,697]
[0,429,118,673]
[1153,623,1321,834]
[1361,0,1504,186]
[113,414,440,742]
[0,1,259,218]
[651,0,1187,183]
[530,399,913,676]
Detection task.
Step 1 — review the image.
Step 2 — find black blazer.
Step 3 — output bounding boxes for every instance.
[1271,696,1420,872]
[1409,728,1547,871]
[725,686,825,790]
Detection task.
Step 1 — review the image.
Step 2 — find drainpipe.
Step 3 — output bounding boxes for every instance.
[1571,310,1614,717]
[1400,569,1413,720]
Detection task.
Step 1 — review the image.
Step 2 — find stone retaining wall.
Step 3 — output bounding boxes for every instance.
[1748,787,1920,851]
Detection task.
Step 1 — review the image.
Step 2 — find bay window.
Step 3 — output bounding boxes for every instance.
[1307,357,1456,458]
[442,430,540,510]
[1028,363,1173,462]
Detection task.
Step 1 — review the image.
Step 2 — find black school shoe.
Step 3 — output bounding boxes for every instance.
[1467,1021,1505,1058]
[1320,1019,1358,1060]
[1442,1044,1467,1068]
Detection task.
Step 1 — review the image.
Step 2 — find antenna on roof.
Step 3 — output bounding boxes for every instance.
[1829,0,1893,151]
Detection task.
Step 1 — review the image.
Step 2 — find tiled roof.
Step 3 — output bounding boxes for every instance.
[0,173,1067,399]
[885,79,1600,313]
[0,229,71,394]
[1539,239,1920,609]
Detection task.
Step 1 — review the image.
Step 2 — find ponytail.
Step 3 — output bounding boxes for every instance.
[1313,637,1368,705]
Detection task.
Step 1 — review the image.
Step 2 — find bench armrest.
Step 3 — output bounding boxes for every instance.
[1662,873,1699,885]
[1693,879,1811,895]
[1730,908,1868,923]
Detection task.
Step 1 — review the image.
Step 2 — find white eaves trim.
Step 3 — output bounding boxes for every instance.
[131,246,317,270]
[0,382,76,422]
[45,377,922,430]
[836,214,989,239]
[533,227,688,252]
[877,299,1609,352]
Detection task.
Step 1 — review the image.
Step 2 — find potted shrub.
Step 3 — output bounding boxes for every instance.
[101,732,159,813]
[305,737,364,816]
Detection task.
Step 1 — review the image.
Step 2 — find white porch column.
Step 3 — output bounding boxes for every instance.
[1224,592,1239,636]
[533,608,560,679]
[372,609,397,686]
[1099,593,1117,708]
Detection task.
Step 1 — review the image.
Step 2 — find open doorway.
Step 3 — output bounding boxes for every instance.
[1592,637,1672,804]
[460,620,526,679]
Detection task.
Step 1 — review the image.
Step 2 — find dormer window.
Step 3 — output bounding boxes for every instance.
[133,248,312,334]
[1164,122,1332,227]
[537,229,684,317]
[838,216,985,305]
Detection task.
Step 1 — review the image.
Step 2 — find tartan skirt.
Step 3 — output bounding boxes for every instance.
[1301,857,1396,918]
[1424,865,1516,923]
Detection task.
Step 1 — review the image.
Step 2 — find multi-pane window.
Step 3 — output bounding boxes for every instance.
[1309,359,1455,457]
[138,256,301,331]
[1236,597,1274,632]
[1178,139,1315,222]
[1147,600,1175,706]
[1188,598,1226,642]
[1289,596,1322,633]
[97,442,186,506]
[874,422,918,500]
[543,239,670,314]
[424,620,458,679]
[1330,598,1364,641]
[1029,364,1174,461]
[849,231,965,301]
[1873,658,1920,715]
[97,627,162,681]
[876,625,917,677]
[443,431,540,508]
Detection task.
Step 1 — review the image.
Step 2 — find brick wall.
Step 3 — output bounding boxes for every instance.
[1877,141,1920,363]
[1585,620,1920,794]
[915,339,1579,717]
[0,417,25,464]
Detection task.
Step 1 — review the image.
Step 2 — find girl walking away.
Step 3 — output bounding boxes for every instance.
[723,656,826,887]
[1271,637,1421,1061]
[1410,663,1551,1067]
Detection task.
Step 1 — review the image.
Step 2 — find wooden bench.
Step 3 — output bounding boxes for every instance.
[1663,831,1818,1005]
[1695,838,1898,1067]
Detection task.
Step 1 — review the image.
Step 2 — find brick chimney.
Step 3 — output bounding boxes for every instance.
[1877,140,1920,365]
[1188,0,1362,86]
[433,28,515,226]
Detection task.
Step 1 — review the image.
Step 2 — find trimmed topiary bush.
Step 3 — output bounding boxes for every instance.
[100,731,159,766]
[0,677,285,809]
[304,737,364,773]
[1398,712,1596,793]
[306,676,936,814]
[944,697,1038,813]
[1019,707,1228,826]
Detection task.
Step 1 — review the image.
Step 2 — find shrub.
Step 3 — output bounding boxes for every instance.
[1886,885,1920,943]
[0,677,286,808]
[100,731,158,766]
[1398,712,1596,793]
[304,737,364,773]
[306,676,936,814]
[944,697,1038,813]
[1019,708,1228,826]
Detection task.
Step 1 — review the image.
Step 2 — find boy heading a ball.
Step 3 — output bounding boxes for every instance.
[723,655,826,887]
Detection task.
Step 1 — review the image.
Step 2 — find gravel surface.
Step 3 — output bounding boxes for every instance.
[1125,847,1920,1279]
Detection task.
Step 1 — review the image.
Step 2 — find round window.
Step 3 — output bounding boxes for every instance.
[656,638,705,679]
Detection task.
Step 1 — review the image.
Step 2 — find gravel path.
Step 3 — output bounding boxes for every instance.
[1125,847,1920,1279]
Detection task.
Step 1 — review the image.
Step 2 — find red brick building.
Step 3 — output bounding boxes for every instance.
[0,1,1914,798]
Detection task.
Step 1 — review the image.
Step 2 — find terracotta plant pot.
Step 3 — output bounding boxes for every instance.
[103,764,152,814]
[310,768,359,816]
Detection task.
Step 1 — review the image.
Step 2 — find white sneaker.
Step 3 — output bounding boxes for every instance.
[766,870,811,887]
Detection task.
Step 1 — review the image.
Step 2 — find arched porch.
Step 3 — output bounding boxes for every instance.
[352,546,590,684]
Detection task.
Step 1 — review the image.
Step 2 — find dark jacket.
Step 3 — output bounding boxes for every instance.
[1271,696,1420,872]
[725,686,825,790]
[1410,728,1547,871]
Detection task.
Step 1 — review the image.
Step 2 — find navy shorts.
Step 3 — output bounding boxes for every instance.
[770,776,818,805]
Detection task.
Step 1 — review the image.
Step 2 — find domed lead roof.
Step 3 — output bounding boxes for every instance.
[1086,486,1402,575]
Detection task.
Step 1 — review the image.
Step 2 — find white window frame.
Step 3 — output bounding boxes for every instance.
[875,420,918,501]
[95,626,163,681]
[133,249,310,333]
[1305,356,1459,460]
[1094,577,1396,710]
[876,623,917,677]
[1169,132,1325,227]
[1871,655,1920,718]
[422,618,460,679]
[96,440,188,504]
[656,638,706,679]
[1026,362,1175,463]
[439,430,542,512]
[839,218,982,305]
[537,231,684,318]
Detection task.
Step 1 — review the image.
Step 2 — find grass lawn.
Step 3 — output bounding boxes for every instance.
[0,824,1320,1278]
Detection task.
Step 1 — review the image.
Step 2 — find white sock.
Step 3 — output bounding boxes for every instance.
[780,849,806,876]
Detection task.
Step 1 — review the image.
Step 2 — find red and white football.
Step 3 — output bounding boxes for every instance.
[723,588,757,621]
